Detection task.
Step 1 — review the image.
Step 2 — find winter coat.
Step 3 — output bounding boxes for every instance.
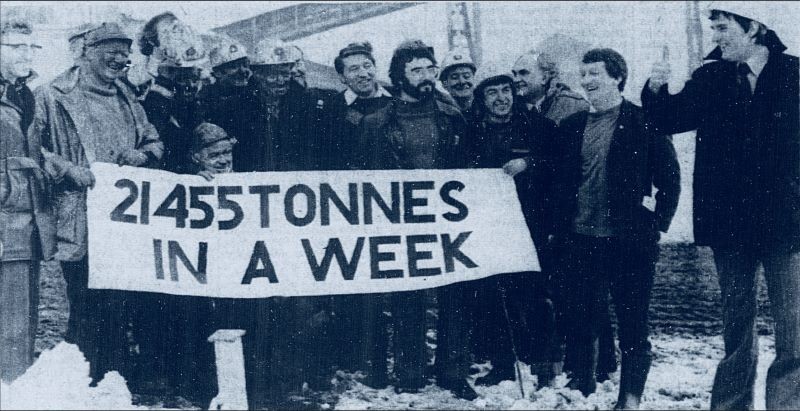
[641,33,799,249]
[31,66,163,261]
[316,89,393,170]
[359,92,470,170]
[539,83,590,125]
[141,81,203,174]
[468,106,558,243]
[551,99,681,242]
[0,75,55,261]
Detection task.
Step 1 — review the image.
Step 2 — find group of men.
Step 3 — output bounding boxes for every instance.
[1,3,798,411]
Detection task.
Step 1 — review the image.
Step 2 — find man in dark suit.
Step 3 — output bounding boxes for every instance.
[551,48,680,410]
[641,4,799,410]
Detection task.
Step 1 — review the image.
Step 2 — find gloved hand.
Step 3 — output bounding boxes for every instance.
[117,149,149,167]
[65,165,95,188]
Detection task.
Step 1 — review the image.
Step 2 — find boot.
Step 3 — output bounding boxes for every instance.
[615,353,651,410]
[474,363,516,386]
[439,378,479,401]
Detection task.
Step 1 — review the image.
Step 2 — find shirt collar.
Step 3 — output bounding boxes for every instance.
[344,85,391,105]
[745,51,769,79]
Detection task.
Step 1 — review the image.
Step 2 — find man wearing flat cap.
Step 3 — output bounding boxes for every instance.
[0,18,55,384]
[32,21,163,383]
[642,3,799,409]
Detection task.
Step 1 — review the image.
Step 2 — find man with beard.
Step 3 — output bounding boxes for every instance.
[359,40,477,400]
[551,48,680,409]
[133,20,213,402]
[32,22,163,383]
[199,36,261,172]
[0,19,55,383]
[512,50,588,125]
[440,48,477,116]
[465,69,561,388]
[642,5,799,409]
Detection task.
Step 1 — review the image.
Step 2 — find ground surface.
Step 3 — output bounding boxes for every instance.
[4,243,777,410]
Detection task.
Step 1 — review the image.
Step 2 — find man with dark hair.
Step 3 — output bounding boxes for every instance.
[642,4,799,410]
[466,68,561,388]
[440,48,477,114]
[551,48,680,409]
[318,41,394,376]
[0,18,55,383]
[359,39,477,400]
[32,22,163,383]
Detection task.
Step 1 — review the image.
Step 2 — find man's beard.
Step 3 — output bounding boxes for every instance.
[403,80,435,101]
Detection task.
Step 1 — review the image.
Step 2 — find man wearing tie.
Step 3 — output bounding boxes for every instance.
[641,4,799,410]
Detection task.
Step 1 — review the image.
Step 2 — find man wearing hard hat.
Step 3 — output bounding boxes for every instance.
[439,48,477,115]
[643,3,799,409]
[199,36,264,175]
[131,15,213,402]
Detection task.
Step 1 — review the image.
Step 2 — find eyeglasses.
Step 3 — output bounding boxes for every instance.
[0,43,42,52]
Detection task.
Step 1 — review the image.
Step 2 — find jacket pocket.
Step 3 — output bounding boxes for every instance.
[54,191,84,250]
[0,162,33,212]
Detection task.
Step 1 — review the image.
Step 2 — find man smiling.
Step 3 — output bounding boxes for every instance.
[642,3,799,409]
[32,22,163,383]
[440,48,477,114]
[551,48,680,409]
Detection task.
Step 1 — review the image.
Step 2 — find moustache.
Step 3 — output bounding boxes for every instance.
[417,80,435,90]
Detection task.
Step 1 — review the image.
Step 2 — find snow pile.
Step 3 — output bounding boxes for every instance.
[335,335,776,410]
[0,342,142,410]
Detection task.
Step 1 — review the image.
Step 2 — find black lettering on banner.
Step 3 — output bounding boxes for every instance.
[189,186,215,229]
[110,178,138,224]
[284,184,316,226]
[441,232,478,273]
[440,180,469,222]
[363,182,400,224]
[369,236,403,279]
[302,237,365,281]
[154,184,189,228]
[154,239,164,279]
[403,181,436,223]
[168,240,208,284]
[407,234,441,277]
[140,181,151,225]
[249,185,280,228]
[242,241,278,284]
[320,183,359,225]
[218,186,244,230]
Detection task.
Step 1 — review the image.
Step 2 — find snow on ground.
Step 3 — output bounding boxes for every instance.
[1,334,775,410]
[336,334,775,410]
[0,343,143,410]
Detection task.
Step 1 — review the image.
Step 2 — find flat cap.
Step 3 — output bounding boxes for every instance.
[192,122,236,151]
[84,22,132,47]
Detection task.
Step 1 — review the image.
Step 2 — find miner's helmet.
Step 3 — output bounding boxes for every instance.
[208,36,248,69]
[704,1,772,28]
[439,48,476,80]
[251,38,294,66]
[157,43,206,68]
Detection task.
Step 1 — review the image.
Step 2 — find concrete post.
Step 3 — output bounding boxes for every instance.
[207,329,248,410]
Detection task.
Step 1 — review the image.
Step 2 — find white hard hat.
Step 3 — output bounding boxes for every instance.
[439,48,476,79]
[252,38,294,66]
[704,1,773,28]
[208,36,248,68]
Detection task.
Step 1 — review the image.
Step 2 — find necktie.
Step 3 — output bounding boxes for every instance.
[737,63,753,98]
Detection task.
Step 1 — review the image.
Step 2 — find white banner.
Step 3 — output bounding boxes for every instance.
[87,163,539,298]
